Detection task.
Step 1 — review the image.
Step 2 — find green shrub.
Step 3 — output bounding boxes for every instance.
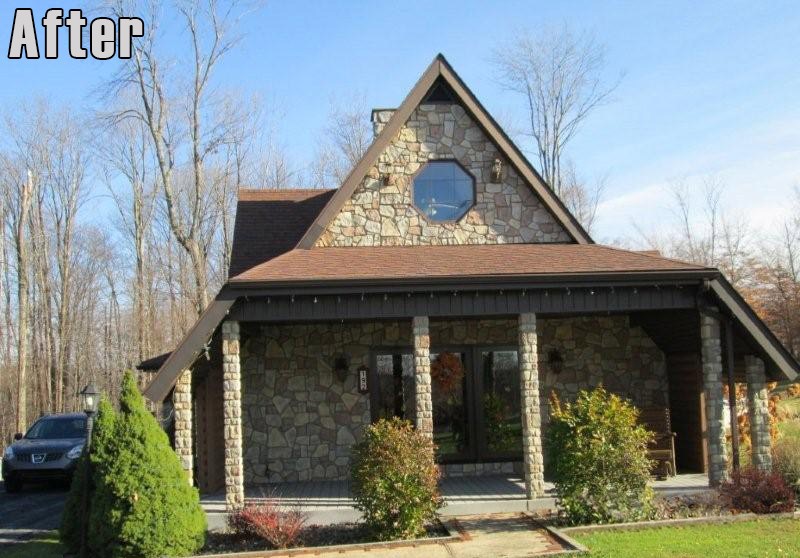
[87,371,206,557]
[773,437,800,496]
[350,417,442,540]
[547,386,654,525]
[59,401,115,554]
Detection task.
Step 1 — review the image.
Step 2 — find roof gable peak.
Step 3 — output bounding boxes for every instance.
[295,54,593,249]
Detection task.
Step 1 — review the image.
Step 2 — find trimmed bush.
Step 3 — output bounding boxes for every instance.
[227,501,307,548]
[773,437,800,496]
[59,401,115,554]
[720,467,795,514]
[547,387,654,525]
[350,417,442,540]
[86,371,206,557]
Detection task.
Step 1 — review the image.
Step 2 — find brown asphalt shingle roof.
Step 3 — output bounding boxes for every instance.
[229,243,712,284]
[229,189,336,277]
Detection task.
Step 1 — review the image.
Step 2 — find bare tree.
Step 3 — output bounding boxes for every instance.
[635,177,755,288]
[104,0,252,315]
[493,25,619,199]
[99,114,157,362]
[559,161,606,234]
[310,95,371,188]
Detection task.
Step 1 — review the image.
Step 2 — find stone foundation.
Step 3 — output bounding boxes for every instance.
[440,461,523,477]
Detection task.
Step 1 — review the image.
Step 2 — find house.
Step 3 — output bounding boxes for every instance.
[141,54,800,512]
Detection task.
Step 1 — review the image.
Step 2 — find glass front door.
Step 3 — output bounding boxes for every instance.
[477,348,523,458]
[370,351,414,422]
[370,346,522,463]
[431,350,473,460]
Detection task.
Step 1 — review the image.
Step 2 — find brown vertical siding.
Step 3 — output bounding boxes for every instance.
[194,366,225,494]
[667,352,707,473]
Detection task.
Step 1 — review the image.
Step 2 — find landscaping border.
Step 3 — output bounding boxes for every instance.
[553,510,800,538]
[190,519,465,558]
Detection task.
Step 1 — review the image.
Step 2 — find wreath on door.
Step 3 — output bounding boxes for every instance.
[431,352,464,394]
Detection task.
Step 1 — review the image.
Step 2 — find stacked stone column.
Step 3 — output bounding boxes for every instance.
[701,313,728,486]
[519,313,545,498]
[223,321,245,510]
[412,316,433,437]
[745,355,772,471]
[173,369,193,485]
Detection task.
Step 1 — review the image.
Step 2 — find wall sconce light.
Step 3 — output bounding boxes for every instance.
[490,158,503,183]
[333,354,349,382]
[547,349,564,375]
[382,173,397,187]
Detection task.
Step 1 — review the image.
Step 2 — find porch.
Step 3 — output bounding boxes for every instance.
[200,473,711,527]
[146,278,788,514]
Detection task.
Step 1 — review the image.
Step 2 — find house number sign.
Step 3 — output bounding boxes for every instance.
[357,366,369,394]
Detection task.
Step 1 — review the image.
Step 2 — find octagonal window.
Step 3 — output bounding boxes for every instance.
[412,161,475,222]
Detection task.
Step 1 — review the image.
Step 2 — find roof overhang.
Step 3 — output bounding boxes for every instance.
[143,295,236,402]
[143,271,799,402]
[708,277,799,381]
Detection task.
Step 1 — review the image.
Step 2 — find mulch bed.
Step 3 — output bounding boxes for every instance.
[200,522,449,555]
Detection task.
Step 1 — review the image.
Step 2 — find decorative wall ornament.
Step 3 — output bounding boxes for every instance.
[490,158,503,183]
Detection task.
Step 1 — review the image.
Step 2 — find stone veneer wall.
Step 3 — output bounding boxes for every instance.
[242,321,411,483]
[316,103,571,247]
[241,315,667,484]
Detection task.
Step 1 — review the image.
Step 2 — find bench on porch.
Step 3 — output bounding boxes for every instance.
[639,406,677,479]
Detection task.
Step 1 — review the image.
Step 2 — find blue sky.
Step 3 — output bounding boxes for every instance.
[1,0,799,243]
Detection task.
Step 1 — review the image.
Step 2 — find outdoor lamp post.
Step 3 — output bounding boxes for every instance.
[79,382,100,558]
[80,383,100,445]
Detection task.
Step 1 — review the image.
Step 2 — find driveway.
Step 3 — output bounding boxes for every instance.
[0,482,66,547]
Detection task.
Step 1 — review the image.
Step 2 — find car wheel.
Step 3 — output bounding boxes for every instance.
[4,475,22,493]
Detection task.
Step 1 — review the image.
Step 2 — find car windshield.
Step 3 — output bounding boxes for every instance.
[25,417,86,440]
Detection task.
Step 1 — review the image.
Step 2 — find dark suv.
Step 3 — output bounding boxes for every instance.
[2,413,87,492]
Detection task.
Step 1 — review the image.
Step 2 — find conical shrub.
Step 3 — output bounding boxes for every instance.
[88,371,206,557]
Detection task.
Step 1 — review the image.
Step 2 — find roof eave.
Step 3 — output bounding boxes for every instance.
[227,269,717,292]
[709,277,800,381]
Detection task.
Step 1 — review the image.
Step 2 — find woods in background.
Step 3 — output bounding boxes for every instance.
[0,8,798,446]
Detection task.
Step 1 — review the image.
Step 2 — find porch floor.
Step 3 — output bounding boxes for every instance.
[202,473,710,526]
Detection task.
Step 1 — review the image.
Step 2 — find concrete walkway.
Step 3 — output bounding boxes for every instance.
[203,473,711,529]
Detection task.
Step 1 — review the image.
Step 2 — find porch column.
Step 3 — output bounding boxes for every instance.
[745,355,773,471]
[412,316,433,437]
[222,320,245,510]
[519,313,545,498]
[174,369,194,485]
[701,313,728,486]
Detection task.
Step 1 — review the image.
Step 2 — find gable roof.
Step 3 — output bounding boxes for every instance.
[295,54,593,249]
[230,244,711,285]
[229,189,335,277]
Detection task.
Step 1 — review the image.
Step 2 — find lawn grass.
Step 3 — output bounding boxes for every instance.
[572,518,800,557]
[1,532,64,558]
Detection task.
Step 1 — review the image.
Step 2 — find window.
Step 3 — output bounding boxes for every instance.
[412,161,474,222]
